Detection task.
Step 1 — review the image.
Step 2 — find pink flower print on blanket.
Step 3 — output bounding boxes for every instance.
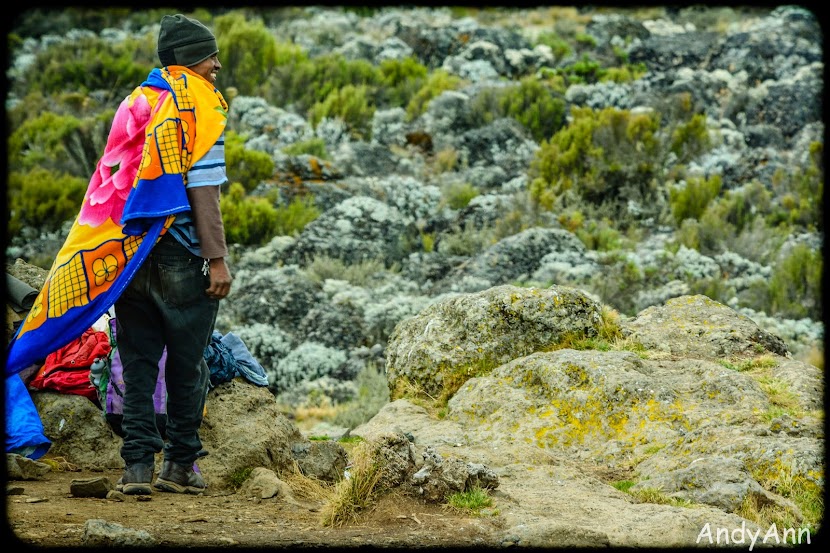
[78,91,161,227]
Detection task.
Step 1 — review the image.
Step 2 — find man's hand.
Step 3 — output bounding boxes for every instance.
[206,258,232,299]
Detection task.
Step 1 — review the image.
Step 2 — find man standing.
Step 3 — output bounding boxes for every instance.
[115,14,232,495]
[4,14,232,494]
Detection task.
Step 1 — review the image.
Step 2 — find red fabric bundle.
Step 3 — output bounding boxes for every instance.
[28,327,111,402]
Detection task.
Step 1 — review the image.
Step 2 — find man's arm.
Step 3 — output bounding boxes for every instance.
[187,185,232,299]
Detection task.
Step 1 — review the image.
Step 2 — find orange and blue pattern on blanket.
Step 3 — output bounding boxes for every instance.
[5,66,227,377]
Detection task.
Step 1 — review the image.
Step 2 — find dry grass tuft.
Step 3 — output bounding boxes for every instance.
[320,441,384,527]
[39,456,77,472]
[283,460,335,503]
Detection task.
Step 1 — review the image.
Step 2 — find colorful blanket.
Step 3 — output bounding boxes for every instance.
[5,67,228,377]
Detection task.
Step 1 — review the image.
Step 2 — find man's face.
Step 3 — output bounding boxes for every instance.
[189,54,221,85]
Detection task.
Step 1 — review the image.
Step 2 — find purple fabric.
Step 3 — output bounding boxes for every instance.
[106,317,167,415]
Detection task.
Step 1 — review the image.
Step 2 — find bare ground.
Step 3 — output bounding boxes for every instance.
[5,459,505,549]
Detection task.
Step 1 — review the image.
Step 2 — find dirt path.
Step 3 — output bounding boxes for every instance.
[6,464,503,548]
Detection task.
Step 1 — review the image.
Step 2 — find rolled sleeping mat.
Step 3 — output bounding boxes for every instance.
[6,274,39,313]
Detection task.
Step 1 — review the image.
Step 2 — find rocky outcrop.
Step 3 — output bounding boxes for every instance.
[385,284,603,399]
[621,294,790,358]
[27,379,348,489]
[352,287,823,547]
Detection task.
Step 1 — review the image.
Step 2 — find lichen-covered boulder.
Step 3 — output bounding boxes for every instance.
[284,196,408,265]
[385,284,603,399]
[621,295,789,359]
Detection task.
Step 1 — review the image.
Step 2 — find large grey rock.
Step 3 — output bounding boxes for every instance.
[284,196,408,265]
[31,392,123,469]
[621,295,790,358]
[385,284,603,399]
[199,379,348,488]
[451,227,590,287]
[6,453,52,480]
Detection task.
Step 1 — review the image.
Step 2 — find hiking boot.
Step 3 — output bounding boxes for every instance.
[153,460,206,494]
[116,463,154,495]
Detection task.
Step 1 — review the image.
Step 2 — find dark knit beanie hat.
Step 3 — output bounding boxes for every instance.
[157,14,218,67]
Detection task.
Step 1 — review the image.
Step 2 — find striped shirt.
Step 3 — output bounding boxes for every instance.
[168,131,226,257]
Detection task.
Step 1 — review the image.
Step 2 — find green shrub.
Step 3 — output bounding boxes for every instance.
[21,34,154,99]
[689,277,734,306]
[220,182,279,245]
[9,108,115,178]
[332,362,390,429]
[489,198,548,244]
[342,7,379,17]
[688,182,778,258]
[6,91,53,131]
[498,77,566,141]
[557,54,604,84]
[73,110,119,177]
[670,113,711,163]
[675,218,701,251]
[769,243,822,320]
[612,480,636,492]
[224,131,275,192]
[214,12,280,97]
[443,182,480,210]
[696,209,733,255]
[535,68,568,92]
[529,106,661,220]
[729,218,789,266]
[8,89,111,131]
[576,218,622,251]
[270,194,321,237]
[712,181,770,234]
[542,49,646,86]
[601,63,647,83]
[533,31,572,61]
[304,255,390,286]
[421,232,435,253]
[7,169,87,236]
[9,112,82,173]
[557,210,585,232]
[378,57,429,109]
[574,32,597,47]
[612,44,630,64]
[433,147,460,173]
[282,138,329,159]
[767,142,823,232]
[405,69,463,121]
[587,252,645,316]
[466,86,500,129]
[266,52,380,116]
[436,222,496,256]
[669,174,722,226]
[446,486,494,514]
[12,7,169,38]
[229,467,253,489]
[308,84,375,139]
[734,278,773,314]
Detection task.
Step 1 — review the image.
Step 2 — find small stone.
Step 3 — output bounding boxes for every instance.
[70,477,114,498]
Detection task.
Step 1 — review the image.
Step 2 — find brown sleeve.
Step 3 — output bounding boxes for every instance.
[186,185,228,259]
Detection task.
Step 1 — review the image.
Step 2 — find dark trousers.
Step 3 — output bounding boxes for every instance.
[115,233,217,467]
